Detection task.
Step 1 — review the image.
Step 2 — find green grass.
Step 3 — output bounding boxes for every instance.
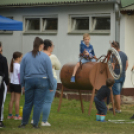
[1,93,134,134]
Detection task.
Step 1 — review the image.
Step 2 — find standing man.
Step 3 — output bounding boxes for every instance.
[0,42,9,128]
[110,41,128,113]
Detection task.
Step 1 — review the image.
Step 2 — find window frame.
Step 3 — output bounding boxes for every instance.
[68,14,111,35]
[23,15,58,35]
[91,14,111,34]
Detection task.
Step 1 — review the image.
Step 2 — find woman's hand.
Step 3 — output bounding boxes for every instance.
[50,90,53,92]
[22,87,25,94]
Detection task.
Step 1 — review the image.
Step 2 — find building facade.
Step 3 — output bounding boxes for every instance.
[2,0,132,87]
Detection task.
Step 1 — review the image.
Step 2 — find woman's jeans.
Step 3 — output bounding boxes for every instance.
[22,77,50,126]
[42,78,57,122]
[32,78,57,123]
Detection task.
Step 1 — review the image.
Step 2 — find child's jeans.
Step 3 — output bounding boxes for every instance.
[94,96,107,115]
[79,58,96,64]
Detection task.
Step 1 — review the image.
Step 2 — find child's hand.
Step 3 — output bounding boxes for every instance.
[93,56,97,59]
[84,50,89,56]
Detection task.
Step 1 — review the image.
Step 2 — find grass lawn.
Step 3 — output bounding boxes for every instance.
[1,93,134,134]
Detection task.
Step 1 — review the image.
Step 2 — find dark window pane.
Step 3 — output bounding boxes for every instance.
[44,18,58,30]
[74,18,89,30]
[26,18,40,30]
[94,17,110,30]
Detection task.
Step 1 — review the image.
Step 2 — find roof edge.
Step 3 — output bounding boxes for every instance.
[0,0,120,7]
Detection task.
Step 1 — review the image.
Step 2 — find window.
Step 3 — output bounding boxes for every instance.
[92,17,110,30]
[25,18,40,31]
[72,17,89,30]
[43,18,58,31]
[0,17,13,34]
[24,16,58,34]
[69,14,110,34]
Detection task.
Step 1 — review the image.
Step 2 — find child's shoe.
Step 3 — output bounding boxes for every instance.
[115,109,121,113]
[100,115,106,122]
[96,114,100,121]
[0,122,5,128]
[14,115,22,120]
[70,76,75,82]
[7,115,14,119]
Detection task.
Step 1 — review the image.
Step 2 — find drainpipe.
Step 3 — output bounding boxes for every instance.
[114,1,121,43]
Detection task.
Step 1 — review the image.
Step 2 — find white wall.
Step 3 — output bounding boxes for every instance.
[0,4,116,83]
[121,15,134,88]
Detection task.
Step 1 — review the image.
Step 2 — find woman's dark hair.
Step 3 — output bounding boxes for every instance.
[0,42,1,47]
[43,39,52,50]
[32,37,44,57]
[106,78,115,87]
[10,52,22,73]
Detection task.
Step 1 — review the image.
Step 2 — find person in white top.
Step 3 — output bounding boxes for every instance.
[31,39,61,126]
[8,52,23,120]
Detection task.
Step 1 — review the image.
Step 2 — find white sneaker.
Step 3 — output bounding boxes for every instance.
[115,109,121,113]
[41,121,51,126]
[31,120,33,124]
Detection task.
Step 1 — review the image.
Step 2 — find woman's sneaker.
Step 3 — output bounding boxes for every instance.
[41,122,51,126]
[31,120,33,124]
[7,115,14,119]
[14,115,22,120]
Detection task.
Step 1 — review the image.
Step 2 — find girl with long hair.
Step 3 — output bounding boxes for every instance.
[8,52,23,120]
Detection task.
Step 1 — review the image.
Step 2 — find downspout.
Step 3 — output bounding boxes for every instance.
[114,0,121,42]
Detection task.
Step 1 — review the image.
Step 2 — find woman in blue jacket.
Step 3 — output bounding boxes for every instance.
[18,37,55,128]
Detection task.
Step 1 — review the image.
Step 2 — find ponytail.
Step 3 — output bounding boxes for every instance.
[10,58,14,73]
[10,51,22,73]
[32,37,44,57]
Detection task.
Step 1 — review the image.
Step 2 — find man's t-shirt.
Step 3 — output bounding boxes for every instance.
[114,51,128,78]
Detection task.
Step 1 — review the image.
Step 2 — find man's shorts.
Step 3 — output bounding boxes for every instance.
[112,77,125,95]
[79,58,96,64]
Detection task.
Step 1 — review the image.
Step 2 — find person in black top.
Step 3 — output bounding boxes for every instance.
[94,78,115,122]
[0,42,9,128]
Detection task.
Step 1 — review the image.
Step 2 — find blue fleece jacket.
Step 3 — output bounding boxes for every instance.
[20,51,55,90]
[80,40,95,57]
